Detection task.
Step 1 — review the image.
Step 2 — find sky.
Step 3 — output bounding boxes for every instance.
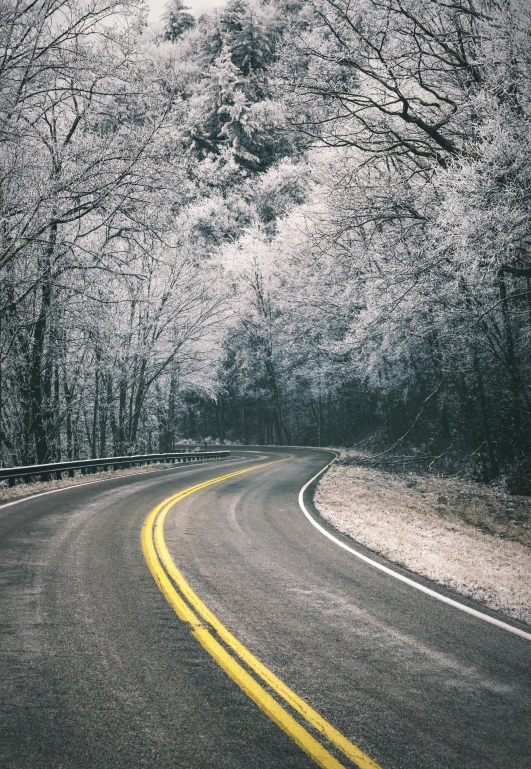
[147,0,226,22]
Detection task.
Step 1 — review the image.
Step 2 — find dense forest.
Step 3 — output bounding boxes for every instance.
[1,0,531,488]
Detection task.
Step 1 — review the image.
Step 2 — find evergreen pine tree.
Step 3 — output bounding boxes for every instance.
[220,0,273,75]
[163,0,195,42]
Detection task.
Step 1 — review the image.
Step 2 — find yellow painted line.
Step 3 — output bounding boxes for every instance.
[194,627,346,769]
[142,459,383,769]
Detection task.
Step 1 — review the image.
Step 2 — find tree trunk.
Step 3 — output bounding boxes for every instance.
[54,362,61,461]
[118,377,127,453]
[29,223,57,463]
[30,281,52,463]
[498,269,526,449]
[472,348,499,479]
[92,369,99,459]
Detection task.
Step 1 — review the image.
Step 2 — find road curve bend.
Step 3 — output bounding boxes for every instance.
[1,447,529,769]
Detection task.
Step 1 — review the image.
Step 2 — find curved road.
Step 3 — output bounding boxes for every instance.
[1,447,529,769]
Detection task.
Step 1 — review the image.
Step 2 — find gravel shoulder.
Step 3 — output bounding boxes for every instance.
[314,463,531,625]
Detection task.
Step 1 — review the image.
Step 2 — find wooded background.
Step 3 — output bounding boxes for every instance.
[1,0,530,488]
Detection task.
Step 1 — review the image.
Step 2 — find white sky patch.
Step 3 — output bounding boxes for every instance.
[147,0,226,22]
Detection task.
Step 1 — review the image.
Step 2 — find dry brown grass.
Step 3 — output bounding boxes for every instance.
[315,463,531,625]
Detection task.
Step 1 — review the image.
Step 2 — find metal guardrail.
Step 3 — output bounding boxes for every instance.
[0,450,230,487]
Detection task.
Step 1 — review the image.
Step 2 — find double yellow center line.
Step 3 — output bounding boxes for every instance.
[141,459,382,769]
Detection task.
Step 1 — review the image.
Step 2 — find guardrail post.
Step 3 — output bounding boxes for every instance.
[0,450,229,489]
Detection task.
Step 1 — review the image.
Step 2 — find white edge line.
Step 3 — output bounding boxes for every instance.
[298,456,531,642]
[0,456,249,512]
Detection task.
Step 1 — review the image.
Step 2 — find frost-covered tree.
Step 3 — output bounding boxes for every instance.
[0,0,223,465]
[162,0,195,41]
[3,0,531,487]
[220,0,276,75]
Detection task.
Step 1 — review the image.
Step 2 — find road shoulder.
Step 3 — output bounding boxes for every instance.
[314,463,531,626]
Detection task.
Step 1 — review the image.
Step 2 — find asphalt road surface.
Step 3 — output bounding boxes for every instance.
[1,447,530,769]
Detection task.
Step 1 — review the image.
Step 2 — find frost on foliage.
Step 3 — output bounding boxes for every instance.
[162,0,195,42]
[3,0,531,469]
[174,0,289,171]
[220,0,276,75]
